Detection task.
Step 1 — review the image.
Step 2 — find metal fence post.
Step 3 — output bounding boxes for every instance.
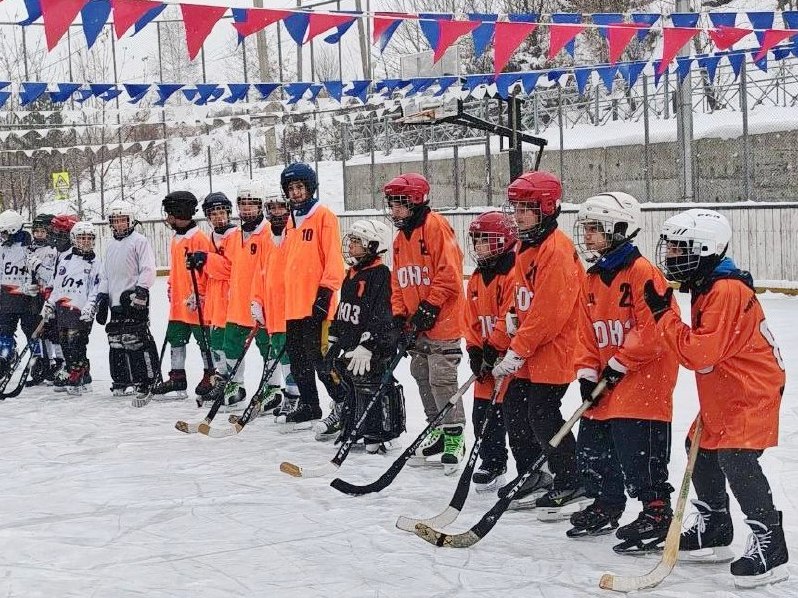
[485,129,492,206]
[453,143,460,208]
[740,60,752,201]
[369,113,376,209]
[643,74,651,202]
[557,87,565,183]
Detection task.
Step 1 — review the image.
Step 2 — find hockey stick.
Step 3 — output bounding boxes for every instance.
[200,343,288,438]
[131,334,169,407]
[330,374,478,495]
[412,380,607,548]
[0,320,46,399]
[279,338,413,479]
[188,265,214,380]
[599,417,703,592]
[174,325,259,434]
[396,377,505,532]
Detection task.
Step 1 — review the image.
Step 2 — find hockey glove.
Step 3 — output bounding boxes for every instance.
[345,345,373,378]
[482,343,500,369]
[601,360,626,388]
[185,293,201,312]
[492,349,524,378]
[467,346,484,379]
[131,286,149,310]
[80,301,97,323]
[185,251,207,271]
[643,279,674,323]
[250,300,265,326]
[311,287,333,321]
[505,308,519,337]
[410,300,440,332]
[323,339,343,373]
[579,378,600,403]
[40,302,55,322]
[95,293,110,325]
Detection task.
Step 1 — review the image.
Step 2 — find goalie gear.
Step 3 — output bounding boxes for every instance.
[342,219,391,266]
[340,376,406,444]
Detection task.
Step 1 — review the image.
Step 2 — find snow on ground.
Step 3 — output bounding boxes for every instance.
[1,281,797,598]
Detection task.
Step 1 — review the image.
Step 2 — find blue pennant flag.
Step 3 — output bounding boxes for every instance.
[232,8,247,45]
[194,84,222,105]
[99,88,124,102]
[182,88,198,102]
[89,83,114,97]
[784,11,798,29]
[377,20,403,53]
[631,13,659,41]
[308,84,324,101]
[134,4,166,35]
[324,13,359,44]
[495,73,521,98]
[0,92,10,109]
[75,88,95,103]
[520,72,541,94]
[406,77,436,97]
[155,84,184,106]
[323,80,343,101]
[509,13,538,23]
[49,82,81,103]
[124,83,150,104]
[82,0,110,50]
[726,52,745,80]
[464,74,494,92]
[596,65,618,91]
[708,13,737,29]
[625,61,646,88]
[747,12,774,46]
[696,55,722,82]
[751,48,768,72]
[224,83,250,103]
[469,13,497,58]
[573,67,592,94]
[652,60,666,88]
[283,12,310,45]
[592,13,622,41]
[434,76,459,96]
[773,46,792,60]
[547,69,564,83]
[285,82,313,104]
[374,79,407,94]
[676,56,693,83]
[670,13,699,28]
[19,0,42,26]
[418,13,452,50]
[551,13,582,56]
[253,83,280,100]
[345,80,371,103]
[20,82,48,106]
[0,82,10,90]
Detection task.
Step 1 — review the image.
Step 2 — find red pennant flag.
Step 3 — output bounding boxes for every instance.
[306,12,357,43]
[233,8,290,38]
[181,4,228,61]
[657,27,699,74]
[494,21,538,74]
[434,19,480,63]
[111,0,161,38]
[41,0,88,50]
[372,13,405,44]
[607,23,643,64]
[547,23,584,59]
[753,29,798,61]
[707,26,751,51]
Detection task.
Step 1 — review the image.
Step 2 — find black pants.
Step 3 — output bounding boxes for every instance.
[106,305,160,387]
[286,317,328,408]
[577,417,673,508]
[502,379,576,488]
[472,398,508,472]
[58,324,90,370]
[690,443,778,525]
[0,311,40,340]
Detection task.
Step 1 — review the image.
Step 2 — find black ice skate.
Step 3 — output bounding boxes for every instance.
[278,402,322,432]
[313,401,342,442]
[566,501,624,538]
[472,464,507,493]
[502,470,554,510]
[536,484,588,521]
[730,512,789,588]
[194,369,216,397]
[613,499,672,554]
[66,363,92,396]
[256,385,283,415]
[273,392,299,421]
[409,427,444,466]
[149,369,188,400]
[679,499,735,563]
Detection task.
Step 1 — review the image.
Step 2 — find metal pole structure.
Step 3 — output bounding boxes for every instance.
[337,0,343,82]
[507,97,523,180]
[296,0,303,81]
[675,0,694,201]
[740,60,752,201]
[353,0,369,80]
[277,22,285,92]
[200,47,213,193]
[369,113,376,209]
[21,27,29,80]
[557,87,565,183]
[253,0,271,81]
[242,38,254,179]
[110,26,124,209]
[67,25,81,215]
[157,22,171,194]
[643,74,651,203]
[341,121,348,209]
[453,143,460,208]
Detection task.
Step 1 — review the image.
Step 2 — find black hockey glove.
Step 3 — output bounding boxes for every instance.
[311,287,333,321]
[579,378,599,403]
[601,363,626,388]
[185,251,207,271]
[643,279,674,323]
[95,292,109,325]
[467,346,484,379]
[131,286,149,310]
[410,300,440,332]
[392,315,416,351]
[482,343,500,369]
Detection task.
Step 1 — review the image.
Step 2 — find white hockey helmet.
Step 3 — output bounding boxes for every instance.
[108,202,136,239]
[656,209,732,283]
[0,209,25,237]
[343,219,392,266]
[574,192,642,263]
[70,221,96,252]
[236,182,265,223]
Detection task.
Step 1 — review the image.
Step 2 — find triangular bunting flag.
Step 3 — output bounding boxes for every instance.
[308,84,324,101]
[548,23,585,59]
[670,13,699,29]
[345,80,371,103]
[283,12,310,45]
[373,13,405,51]
[41,0,89,50]
[0,92,10,109]
[469,13,497,58]
[573,67,591,94]
[323,80,343,101]
[493,21,538,74]
[751,48,768,72]
[224,83,249,104]
[182,87,198,102]
[194,84,222,105]
[285,82,312,104]
[433,19,480,63]
[133,3,164,35]
[676,56,693,82]
[419,13,452,51]
[306,12,356,43]
[784,11,798,30]
[626,61,646,88]
[111,0,161,38]
[697,54,722,82]
[495,73,521,98]
[726,52,745,80]
[433,76,459,96]
[607,24,642,63]
[464,74,494,92]
[652,60,666,87]
[49,82,81,103]
[19,0,43,26]
[657,28,699,74]
[747,11,774,45]
[81,0,110,49]
[20,81,48,106]
[708,26,752,50]
[596,65,618,92]
[233,8,290,38]
[123,83,150,104]
[708,13,737,29]
[592,13,622,40]
[181,4,227,60]
[89,83,114,97]
[773,46,792,60]
[519,72,541,94]
[754,29,798,61]
[406,77,436,97]
[324,12,358,44]
[253,83,279,100]
[550,13,581,56]
[154,83,183,106]
[630,13,659,41]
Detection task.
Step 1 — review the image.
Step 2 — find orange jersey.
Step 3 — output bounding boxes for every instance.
[251,224,291,334]
[576,250,679,422]
[225,219,273,327]
[168,225,212,324]
[204,226,236,328]
[283,205,345,321]
[390,209,465,340]
[658,276,786,450]
[510,228,584,384]
[465,252,516,401]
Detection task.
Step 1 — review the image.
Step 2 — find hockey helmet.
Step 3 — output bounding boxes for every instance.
[383,173,430,229]
[656,209,732,283]
[343,219,392,266]
[574,192,642,263]
[504,171,562,243]
[70,221,96,253]
[108,203,136,240]
[0,209,24,237]
[162,190,198,220]
[468,211,517,266]
[280,162,318,200]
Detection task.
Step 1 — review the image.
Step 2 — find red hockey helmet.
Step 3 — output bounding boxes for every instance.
[51,214,79,234]
[383,173,430,206]
[468,211,517,266]
[506,171,562,216]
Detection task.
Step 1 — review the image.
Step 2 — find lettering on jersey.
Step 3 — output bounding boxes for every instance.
[61,276,84,289]
[587,292,596,306]
[396,265,431,288]
[515,286,533,312]
[477,315,497,339]
[250,243,257,255]
[302,229,313,242]
[419,238,429,256]
[618,283,633,308]
[3,263,22,276]
[337,302,361,325]
[592,318,633,348]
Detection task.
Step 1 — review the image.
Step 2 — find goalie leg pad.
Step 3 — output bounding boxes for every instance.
[342,377,406,443]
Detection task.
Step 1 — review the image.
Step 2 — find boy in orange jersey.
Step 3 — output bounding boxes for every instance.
[249,195,300,416]
[491,171,584,511]
[569,192,679,554]
[147,191,214,399]
[644,209,788,588]
[279,163,345,427]
[185,193,237,403]
[384,173,467,475]
[464,211,515,491]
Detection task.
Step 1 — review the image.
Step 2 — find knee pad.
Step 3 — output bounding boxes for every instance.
[342,378,406,442]
[0,335,16,360]
[108,332,126,350]
[121,332,145,351]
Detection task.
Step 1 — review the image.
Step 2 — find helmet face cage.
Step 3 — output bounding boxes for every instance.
[342,232,369,266]
[656,236,701,282]
[502,200,542,242]
[468,230,509,265]
[266,198,289,228]
[205,204,231,229]
[71,223,96,253]
[384,194,414,228]
[237,196,263,223]
[574,218,614,263]
[109,211,133,239]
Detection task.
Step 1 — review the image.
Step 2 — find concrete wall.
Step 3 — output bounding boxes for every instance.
[343,129,798,209]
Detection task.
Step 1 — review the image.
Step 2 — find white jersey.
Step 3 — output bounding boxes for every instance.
[98,230,156,307]
[28,242,58,287]
[0,237,32,294]
[48,250,103,313]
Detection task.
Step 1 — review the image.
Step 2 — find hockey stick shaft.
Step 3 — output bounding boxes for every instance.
[330,374,478,495]
[201,325,260,423]
[599,417,704,592]
[188,266,213,371]
[233,343,288,428]
[0,320,46,398]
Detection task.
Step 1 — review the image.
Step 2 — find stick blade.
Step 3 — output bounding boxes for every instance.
[174,420,199,434]
[396,506,460,533]
[413,523,480,548]
[204,423,239,438]
[599,561,675,592]
[280,461,339,479]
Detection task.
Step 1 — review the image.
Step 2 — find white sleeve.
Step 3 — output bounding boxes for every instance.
[87,258,103,305]
[135,234,157,290]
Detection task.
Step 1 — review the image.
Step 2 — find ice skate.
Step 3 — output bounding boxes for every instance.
[65,364,92,396]
[408,427,444,466]
[613,500,672,554]
[472,464,507,493]
[194,369,216,397]
[111,384,137,397]
[313,401,342,442]
[440,426,465,475]
[278,402,322,433]
[679,499,735,563]
[219,382,246,412]
[365,439,392,454]
[536,484,588,521]
[731,512,789,588]
[52,361,69,393]
[502,470,553,510]
[566,501,624,538]
[148,369,188,400]
[256,385,283,416]
[273,392,299,422]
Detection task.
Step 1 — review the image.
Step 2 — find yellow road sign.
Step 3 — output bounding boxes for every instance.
[52,171,70,200]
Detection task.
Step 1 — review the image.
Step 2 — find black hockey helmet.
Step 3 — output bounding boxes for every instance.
[162,190,198,220]
[202,192,232,217]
